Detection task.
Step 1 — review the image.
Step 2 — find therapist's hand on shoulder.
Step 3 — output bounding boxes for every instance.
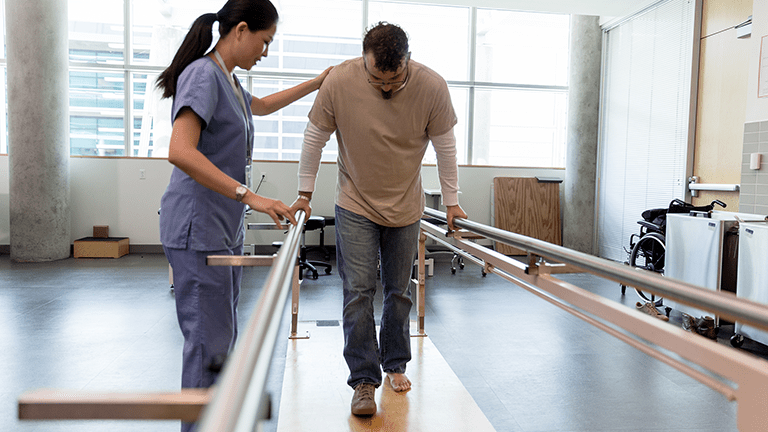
[446,204,468,232]
[245,194,297,229]
[314,66,333,89]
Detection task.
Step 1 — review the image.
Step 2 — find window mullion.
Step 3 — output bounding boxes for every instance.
[123,0,132,156]
[466,6,477,166]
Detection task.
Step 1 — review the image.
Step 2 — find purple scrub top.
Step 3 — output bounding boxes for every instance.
[159,57,254,251]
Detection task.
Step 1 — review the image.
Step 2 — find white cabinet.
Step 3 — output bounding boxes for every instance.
[664,212,746,319]
[734,222,768,346]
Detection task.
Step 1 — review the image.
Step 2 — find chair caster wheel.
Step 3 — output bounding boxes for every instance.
[730,334,745,348]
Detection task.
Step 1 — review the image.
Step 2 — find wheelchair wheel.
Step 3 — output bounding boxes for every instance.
[628,232,665,305]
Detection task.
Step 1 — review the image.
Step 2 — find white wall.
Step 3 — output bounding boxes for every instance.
[0,155,564,248]
[0,156,7,245]
[393,0,657,18]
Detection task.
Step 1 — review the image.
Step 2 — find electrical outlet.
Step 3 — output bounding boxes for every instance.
[139,169,146,180]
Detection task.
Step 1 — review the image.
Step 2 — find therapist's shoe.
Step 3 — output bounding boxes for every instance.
[351,383,376,416]
[636,301,669,321]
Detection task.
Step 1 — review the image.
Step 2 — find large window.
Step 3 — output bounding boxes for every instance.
[472,9,569,166]
[2,0,570,167]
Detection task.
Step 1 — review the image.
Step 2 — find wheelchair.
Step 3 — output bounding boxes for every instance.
[621,198,726,309]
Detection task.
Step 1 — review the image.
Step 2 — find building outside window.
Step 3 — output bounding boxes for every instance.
[0,0,570,168]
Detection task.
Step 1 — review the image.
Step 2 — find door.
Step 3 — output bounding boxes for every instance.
[691,0,753,209]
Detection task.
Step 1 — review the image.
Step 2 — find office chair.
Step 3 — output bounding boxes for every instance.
[420,215,452,274]
[300,216,333,279]
[272,215,332,280]
[305,215,334,261]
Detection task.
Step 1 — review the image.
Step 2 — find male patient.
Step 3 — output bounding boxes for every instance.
[291,22,467,416]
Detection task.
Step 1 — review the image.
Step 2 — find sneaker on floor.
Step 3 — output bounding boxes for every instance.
[351,383,376,416]
[636,301,669,321]
[681,313,696,331]
[681,314,718,340]
[696,316,718,340]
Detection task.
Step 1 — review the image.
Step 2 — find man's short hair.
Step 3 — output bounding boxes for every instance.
[362,22,409,73]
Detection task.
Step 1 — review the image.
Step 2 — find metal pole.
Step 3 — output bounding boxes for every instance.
[424,207,768,332]
[414,230,427,336]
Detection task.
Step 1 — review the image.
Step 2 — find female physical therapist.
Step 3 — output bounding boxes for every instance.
[154,1,330,429]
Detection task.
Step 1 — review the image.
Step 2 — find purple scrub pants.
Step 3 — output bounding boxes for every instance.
[163,245,243,432]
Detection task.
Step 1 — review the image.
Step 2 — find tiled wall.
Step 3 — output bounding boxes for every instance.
[740,120,768,214]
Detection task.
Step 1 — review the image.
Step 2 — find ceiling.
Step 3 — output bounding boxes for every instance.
[389,0,660,19]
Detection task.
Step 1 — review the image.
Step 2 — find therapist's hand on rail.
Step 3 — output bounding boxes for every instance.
[446,204,468,232]
[245,194,297,230]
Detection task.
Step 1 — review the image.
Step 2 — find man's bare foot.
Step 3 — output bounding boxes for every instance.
[386,373,412,392]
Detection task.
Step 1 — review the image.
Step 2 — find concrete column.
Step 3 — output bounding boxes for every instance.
[7,0,70,262]
[563,15,602,254]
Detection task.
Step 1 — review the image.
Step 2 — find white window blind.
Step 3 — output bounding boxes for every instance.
[596,0,695,262]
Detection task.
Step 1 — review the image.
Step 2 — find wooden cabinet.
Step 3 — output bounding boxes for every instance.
[492,177,561,255]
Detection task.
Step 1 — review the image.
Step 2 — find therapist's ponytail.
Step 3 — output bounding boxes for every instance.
[156,0,279,99]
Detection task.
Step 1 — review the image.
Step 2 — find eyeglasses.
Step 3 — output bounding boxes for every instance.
[364,53,410,89]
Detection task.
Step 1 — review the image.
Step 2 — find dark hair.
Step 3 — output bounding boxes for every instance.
[156,0,279,99]
[362,22,409,73]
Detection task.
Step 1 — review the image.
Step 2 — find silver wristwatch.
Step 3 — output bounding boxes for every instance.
[235,184,249,202]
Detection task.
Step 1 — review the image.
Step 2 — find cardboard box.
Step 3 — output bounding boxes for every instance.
[93,225,109,238]
[74,237,129,258]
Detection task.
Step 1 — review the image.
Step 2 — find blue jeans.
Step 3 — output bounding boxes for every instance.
[163,244,242,432]
[335,205,419,389]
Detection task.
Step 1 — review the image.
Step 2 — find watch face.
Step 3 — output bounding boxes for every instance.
[236,185,248,201]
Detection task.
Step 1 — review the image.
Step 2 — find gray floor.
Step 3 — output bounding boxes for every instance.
[2,250,763,432]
